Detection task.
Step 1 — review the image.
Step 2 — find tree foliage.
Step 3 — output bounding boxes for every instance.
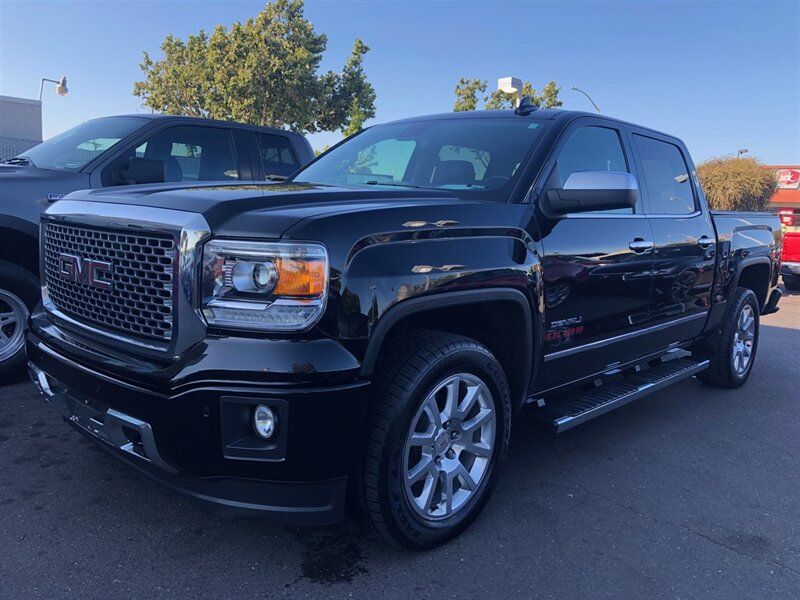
[133,0,375,134]
[453,78,487,112]
[454,78,562,111]
[697,156,778,212]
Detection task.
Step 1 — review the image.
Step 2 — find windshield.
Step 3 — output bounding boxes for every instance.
[292,117,547,201]
[18,116,146,171]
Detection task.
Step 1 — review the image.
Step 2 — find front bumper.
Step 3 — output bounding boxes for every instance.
[26,323,370,525]
[781,261,800,277]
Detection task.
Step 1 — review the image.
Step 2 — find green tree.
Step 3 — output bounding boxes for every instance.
[697,156,778,211]
[339,40,375,136]
[454,78,562,111]
[133,0,375,134]
[453,78,487,111]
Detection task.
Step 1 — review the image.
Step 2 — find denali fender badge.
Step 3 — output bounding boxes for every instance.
[56,253,114,290]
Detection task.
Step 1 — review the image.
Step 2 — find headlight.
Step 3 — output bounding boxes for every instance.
[201,239,328,331]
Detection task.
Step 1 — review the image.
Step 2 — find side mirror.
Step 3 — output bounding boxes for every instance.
[125,157,165,185]
[543,171,639,217]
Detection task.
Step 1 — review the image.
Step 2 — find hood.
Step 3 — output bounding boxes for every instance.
[61,182,462,238]
[1,165,91,230]
[0,163,86,184]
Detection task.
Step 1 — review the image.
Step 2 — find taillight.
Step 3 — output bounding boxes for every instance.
[778,209,796,226]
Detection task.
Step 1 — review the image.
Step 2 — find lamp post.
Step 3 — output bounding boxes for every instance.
[736,148,749,159]
[570,85,600,113]
[39,76,68,102]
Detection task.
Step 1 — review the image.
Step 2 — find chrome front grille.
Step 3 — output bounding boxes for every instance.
[42,220,177,341]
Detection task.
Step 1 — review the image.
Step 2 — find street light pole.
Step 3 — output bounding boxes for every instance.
[736,148,749,159]
[39,76,68,102]
[570,85,601,113]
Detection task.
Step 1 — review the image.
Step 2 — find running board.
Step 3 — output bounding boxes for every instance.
[530,358,709,434]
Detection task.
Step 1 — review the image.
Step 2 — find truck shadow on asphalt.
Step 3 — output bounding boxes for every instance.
[2,322,798,592]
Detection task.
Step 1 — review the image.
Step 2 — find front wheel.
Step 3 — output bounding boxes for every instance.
[696,287,760,388]
[356,331,511,549]
[0,261,39,382]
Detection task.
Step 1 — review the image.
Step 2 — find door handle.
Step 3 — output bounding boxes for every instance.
[628,238,654,253]
[697,235,714,248]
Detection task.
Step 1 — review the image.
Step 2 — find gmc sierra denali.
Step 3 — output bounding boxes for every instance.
[27,106,783,549]
[0,114,313,378]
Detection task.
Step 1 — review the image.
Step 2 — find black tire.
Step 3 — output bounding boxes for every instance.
[355,331,511,549]
[0,261,39,383]
[696,287,760,389]
[783,277,800,292]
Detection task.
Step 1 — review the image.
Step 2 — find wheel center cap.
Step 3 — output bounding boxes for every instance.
[434,431,451,455]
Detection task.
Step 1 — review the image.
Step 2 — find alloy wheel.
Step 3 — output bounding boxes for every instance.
[0,289,29,364]
[732,303,755,375]
[402,373,496,521]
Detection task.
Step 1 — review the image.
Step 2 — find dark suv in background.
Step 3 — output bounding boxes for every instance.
[0,114,313,378]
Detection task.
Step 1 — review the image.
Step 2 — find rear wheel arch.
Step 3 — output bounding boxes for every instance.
[734,259,771,310]
[360,289,535,412]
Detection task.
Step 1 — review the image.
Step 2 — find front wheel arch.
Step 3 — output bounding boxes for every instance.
[360,289,535,412]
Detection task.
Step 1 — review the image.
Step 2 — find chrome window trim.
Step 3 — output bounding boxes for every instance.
[563,213,647,219]
[565,210,704,219]
[647,210,702,219]
[41,200,211,355]
[543,312,706,362]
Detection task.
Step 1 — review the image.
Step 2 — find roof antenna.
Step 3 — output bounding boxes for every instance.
[514,96,537,116]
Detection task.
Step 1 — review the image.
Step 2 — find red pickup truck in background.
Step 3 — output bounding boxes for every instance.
[770,166,800,291]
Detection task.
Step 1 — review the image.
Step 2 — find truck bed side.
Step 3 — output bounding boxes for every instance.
[709,210,782,315]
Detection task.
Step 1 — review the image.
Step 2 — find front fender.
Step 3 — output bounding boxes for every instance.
[335,229,539,340]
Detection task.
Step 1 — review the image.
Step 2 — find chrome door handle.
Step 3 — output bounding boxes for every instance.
[628,238,654,253]
[698,236,714,248]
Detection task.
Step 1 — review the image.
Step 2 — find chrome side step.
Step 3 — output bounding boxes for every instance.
[530,358,709,434]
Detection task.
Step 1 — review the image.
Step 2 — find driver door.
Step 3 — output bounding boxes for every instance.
[533,119,655,392]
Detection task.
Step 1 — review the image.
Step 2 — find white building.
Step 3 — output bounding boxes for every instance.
[0,95,43,161]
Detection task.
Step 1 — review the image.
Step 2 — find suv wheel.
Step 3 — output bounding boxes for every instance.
[356,331,511,549]
[697,287,760,388]
[0,261,39,382]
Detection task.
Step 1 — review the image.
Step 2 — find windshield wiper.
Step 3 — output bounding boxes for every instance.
[364,180,433,190]
[2,156,33,166]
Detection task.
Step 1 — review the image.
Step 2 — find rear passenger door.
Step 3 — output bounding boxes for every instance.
[631,131,716,343]
[534,118,655,391]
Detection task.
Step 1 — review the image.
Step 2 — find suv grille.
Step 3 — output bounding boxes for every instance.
[42,221,176,342]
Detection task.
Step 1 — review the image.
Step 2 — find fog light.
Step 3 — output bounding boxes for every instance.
[253,404,277,439]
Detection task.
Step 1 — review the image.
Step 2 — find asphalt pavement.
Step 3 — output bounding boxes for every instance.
[2,292,798,599]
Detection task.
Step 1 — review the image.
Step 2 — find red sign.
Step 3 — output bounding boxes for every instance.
[776,168,800,189]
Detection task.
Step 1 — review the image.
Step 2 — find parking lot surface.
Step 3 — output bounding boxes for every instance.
[1,293,798,599]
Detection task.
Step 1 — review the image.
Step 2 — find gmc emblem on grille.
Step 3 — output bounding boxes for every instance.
[56,253,114,290]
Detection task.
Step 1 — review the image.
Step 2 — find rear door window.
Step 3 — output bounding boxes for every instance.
[257,133,299,177]
[634,134,696,215]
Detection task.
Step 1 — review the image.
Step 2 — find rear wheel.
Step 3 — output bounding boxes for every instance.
[0,261,39,382]
[356,331,511,549]
[696,287,760,388]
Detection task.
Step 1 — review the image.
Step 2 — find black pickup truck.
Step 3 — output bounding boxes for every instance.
[0,114,313,378]
[26,107,782,549]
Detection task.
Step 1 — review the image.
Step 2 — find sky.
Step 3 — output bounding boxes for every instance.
[1,0,798,163]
